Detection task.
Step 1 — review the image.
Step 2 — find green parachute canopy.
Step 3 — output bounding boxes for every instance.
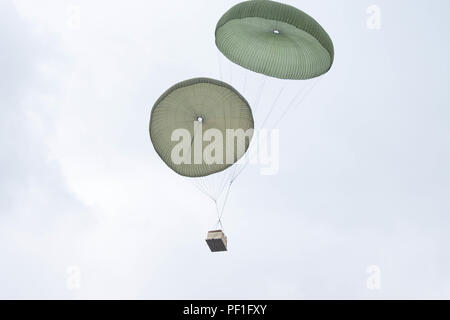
[215,0,334,80]
[149,78,254,178]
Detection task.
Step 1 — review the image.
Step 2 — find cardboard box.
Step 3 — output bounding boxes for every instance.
[206,230,227,252]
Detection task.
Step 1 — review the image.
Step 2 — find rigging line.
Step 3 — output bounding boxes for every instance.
[224,84,234,187]
[220,144,250,194]
[236,60,248,95]
[227,146,249,187]
[215,77,236,196]
[242,69,248,96]
[217,181,232,224]
[196,174,214,199]
[210,178,221,202]
[214,200,223,230]
[230,81,295,181]
[212,169,224,198]
[218,172,233,220]
[226,76,264,184]
[227,78,268,183]
[215,199,220,219]
[223,143,239,193]
[230,151,251,182]
[216,198,226,231]
[273,78,321,128]
[277,82,309,121]
[210,169,220,198]
[215,104,233,198]
[259,83,286,130]
[217,167,230,195]
[189,139,217,201]
[222,63,253,188]
[215,166,234,206]
[192,179,216,202]
[230,80,307,181]
[226,152,239,189]
[204,169,223,201]
[229,61,233,84]
[253,77,267,113]
[229,148,251,183]
[217,51,223,81]
[229,84,278,184]
[198,176,214,200]
[213,171,223,199]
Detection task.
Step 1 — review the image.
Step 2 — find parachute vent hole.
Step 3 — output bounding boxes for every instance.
[273,29,280,35]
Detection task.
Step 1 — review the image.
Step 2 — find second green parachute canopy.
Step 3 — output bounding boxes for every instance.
[150,78,254,177]
[215,0,334,80]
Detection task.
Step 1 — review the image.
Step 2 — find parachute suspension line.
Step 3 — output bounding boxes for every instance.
[198,54,243,208]
[259,83,286,130]
[210,65,248,201]
[211,179,232,230]
[217,169,231,198]
[214,200,223,230]
[213,53,252,200]
[203,171,225,202]
[211,171,222,198]
[217,51,223,81]
[227,155,243,189]
[253,77,267,114]
[222,70,236,191]
[208,72,241,202]
[193,179,216,203]
[202,177,216,200]
[218,170,231,199]
[224,75,266,184]
[194,171,218,202]
[215,180,232,230]
[242,69,248,96]
[227,78,286,182]
[273,78,321,127]
[229,60,233,85]
[229,80,317,181]
[214,67,251,195]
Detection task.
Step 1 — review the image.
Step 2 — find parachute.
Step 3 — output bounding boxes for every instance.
[215,0,334,80]
[149,1,334,251]
[150,78,254,177]
[214,0,334,177]
[149,78,254,247]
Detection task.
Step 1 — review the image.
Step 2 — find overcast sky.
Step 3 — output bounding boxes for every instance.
[1,0,449,299]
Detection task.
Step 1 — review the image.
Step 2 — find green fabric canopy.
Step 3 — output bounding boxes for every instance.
[215,0,334,79]
[149,78,254,177]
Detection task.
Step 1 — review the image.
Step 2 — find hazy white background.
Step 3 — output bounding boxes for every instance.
[1,0,449,299]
